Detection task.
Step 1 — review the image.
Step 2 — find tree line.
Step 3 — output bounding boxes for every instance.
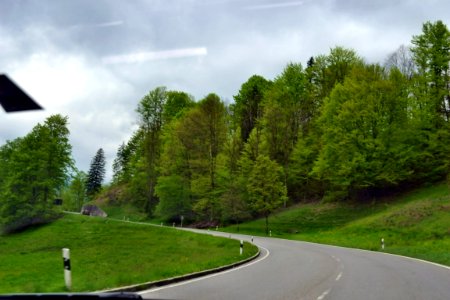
[1,20,449,233]
[108,20,450,230]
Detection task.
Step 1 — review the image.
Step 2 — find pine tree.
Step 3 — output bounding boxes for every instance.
[86,148,106,197]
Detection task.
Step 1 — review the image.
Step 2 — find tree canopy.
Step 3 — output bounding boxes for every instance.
[0,115,73,233]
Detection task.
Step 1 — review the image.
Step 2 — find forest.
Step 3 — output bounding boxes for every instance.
[1,20,450,233]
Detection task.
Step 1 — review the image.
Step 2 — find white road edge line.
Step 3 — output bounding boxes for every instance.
[138,246,271,295]
[335,272,342,281]
[317,288,330,300]
[299,240,450,271]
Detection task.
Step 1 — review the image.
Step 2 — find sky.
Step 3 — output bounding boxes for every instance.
[1,0,450,182]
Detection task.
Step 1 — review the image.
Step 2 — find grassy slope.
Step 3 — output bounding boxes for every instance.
[224,183,450,266]
[0,214,257,293]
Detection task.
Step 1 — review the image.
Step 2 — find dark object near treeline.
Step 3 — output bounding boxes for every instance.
[81,204,107,217]
[191,220,219,229]
[0,74,43,112]
[54,199,63,206]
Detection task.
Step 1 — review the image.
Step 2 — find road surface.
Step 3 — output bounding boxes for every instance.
[139,230,450,300]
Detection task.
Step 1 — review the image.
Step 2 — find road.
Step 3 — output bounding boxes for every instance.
[139,230,450,300]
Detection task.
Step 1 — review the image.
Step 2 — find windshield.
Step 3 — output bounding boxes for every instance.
[2,0,450,298]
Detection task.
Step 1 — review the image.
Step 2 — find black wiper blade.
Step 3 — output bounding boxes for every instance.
[0,74,43,112]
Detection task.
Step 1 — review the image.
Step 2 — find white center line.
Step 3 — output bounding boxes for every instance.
[317,289,330,300]
[335,272,343,281]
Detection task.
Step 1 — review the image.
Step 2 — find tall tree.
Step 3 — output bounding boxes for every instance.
[132,87,167,214]
[232,75,271,142]
[0,115,73,233]
[62,170,87,211]
[247,155,287,234]
[262,63,309,205]
[86,148,106,197]
[312,64,414,200]
[171,93,227,221]
[411,20,450,124]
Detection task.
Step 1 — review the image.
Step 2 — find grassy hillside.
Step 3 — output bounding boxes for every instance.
[0,214,257,293]
[224,183,450,266]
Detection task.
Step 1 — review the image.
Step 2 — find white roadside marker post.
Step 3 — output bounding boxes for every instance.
[251,236,254,243]
[62,248,72,290]
[240,240,243,255]
[381,238,385,250]
[269,230,272,237]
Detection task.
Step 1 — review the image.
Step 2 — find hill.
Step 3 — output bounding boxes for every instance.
[0,214,257,293]
[224,183,450,266]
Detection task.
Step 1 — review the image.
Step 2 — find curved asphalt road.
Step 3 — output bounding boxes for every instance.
[139,230,450,300]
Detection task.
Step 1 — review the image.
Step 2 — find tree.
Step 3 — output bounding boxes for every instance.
[0,115,73,233]
[247,155,287,234]
[132,87,168,214]
[86,148,106,197]
[163,91,195,123]
[411,20,450,124]
[308,47,363,101]
[156,119,194,221]
[62,170,87,211]
[163,93,226,221]
[155,175,191,221]
[312,64,414,200]
[384,45,416,78]
[262,63,309,205]
[232,75,271,142]
[112,130,144,183]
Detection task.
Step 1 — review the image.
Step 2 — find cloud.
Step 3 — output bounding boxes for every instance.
[102,47,208,64]
[1,39,137,180]
[243,1,307,10]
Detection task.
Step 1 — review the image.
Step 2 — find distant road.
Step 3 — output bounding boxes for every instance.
[140,230,450,300]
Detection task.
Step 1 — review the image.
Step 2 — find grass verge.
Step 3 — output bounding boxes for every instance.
[0,214,257,293]
[224,183,450,266]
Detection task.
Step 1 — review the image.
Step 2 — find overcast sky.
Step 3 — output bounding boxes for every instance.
[1,0,450,181]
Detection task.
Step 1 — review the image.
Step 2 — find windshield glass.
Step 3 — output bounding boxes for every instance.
[1,0,450,297]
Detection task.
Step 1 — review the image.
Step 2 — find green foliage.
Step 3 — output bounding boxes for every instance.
[61,170,87,212]
[0,115,73,233]
[155,175,191,221]
[312,65,415,200]
[232,75,271,142]
[137,86,166,132]
[247,155,287,233]
[411,20,450,125]
[86,148,106,197]
[163,91,195,123]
